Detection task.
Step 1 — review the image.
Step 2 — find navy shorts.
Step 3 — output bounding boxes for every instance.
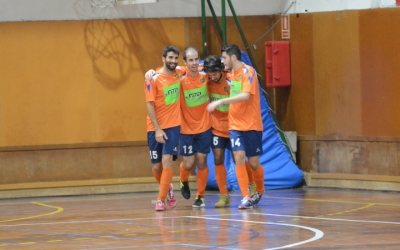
[229,130,263,157]
[147,126,180,164]
[211,134,231,150]
[179,128,212,156]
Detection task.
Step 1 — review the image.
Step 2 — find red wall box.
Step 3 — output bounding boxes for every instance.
[265,41,291,87]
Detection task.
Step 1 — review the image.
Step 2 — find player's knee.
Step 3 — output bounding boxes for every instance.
[214,156,224,165]
[152,163,163,173]
[183,156,195,171]
[196,156,208,169]
[248,156,260,170]
[197,163,208,170]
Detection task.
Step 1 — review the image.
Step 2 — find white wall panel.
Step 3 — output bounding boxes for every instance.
[0,0,397,22]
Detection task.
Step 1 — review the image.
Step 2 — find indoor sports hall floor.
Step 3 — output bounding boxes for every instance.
[1,187,400,249]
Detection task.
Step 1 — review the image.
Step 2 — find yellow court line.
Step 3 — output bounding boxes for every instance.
[265,195,400,207]
[19,242,36,245]
[0,202,63,223]
[47,240,63,243]
[320,203,375,217]
[276,203,377,223]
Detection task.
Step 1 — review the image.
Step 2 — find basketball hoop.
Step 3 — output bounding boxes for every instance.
[90,0,117,8]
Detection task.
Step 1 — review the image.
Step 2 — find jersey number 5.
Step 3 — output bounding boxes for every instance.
[213,136,219,146]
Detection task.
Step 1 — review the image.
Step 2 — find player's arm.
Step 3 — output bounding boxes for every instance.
[146,101,168,143]
[208,68,256,111]
[144,66,186,79]
[145,69,156,79]
[207,92,250,112]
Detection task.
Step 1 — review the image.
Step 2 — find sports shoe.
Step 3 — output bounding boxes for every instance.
[238,196,253,209]
[155,200,166,211]
[166,183,177,208]
[180,180,191,200]
[192,196,205,208]
[249,182,256,196]
[251,191,264,206]
[214,194,230,208]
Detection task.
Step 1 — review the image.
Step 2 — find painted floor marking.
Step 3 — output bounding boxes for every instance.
[188,215,324,250]
[0,202,63,223]
[1,212,400,249]
[19,242,36,245]
[47,240,63,243]
[1,212,400,228]
[251,213,400,225]
[282,203,376,222]
[265,195,400,207]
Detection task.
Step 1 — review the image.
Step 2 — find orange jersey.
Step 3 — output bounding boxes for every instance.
[144,66,185,132]
[227,63,263,131]
[208,72,230,138]
[180,70,211,134]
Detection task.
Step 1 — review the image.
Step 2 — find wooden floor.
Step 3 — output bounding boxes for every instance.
[1,187,400,249]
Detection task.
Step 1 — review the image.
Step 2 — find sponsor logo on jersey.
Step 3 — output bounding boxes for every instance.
[186,92,202,99]
[165,88,179,97]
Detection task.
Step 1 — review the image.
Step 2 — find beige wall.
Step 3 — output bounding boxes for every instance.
[0,16,272,186]
[0,16,272,147]
[1,8,400,189]
[0,19,186,147]
[279,9,400,176]
[359,9,400,136]
[281,9,400,138]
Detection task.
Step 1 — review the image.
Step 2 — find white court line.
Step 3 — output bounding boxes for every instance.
[250,213,400,225]
[188,216,324,250]
[2,213,400,249]
[0,217,159,227]
[1,212,400,228]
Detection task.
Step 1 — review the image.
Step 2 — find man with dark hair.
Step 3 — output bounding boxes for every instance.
[207,44,265,209]
[204,55,256,208]
[144,45,184,211]
[146,46,212,208]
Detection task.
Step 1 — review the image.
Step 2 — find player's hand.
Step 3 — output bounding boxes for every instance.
[155,128,168,143]
[207,100,222,112]
[145,69,156,79]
